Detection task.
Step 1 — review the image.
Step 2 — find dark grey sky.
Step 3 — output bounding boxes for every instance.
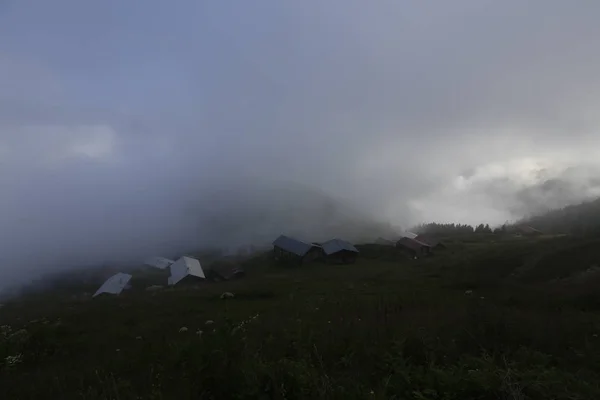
[2,1,600,286]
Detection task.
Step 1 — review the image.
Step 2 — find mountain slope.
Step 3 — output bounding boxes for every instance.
[517,197,600,236]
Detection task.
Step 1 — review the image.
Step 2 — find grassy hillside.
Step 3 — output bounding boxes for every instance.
[2,236,600,399]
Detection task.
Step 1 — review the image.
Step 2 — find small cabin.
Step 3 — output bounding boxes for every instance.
[396,237,432,258]
[414,234,446,250]
[272,235,323,265]
[321,238,359,264]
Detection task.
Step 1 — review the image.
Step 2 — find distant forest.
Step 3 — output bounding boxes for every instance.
[412,222,495,236]
[517,197,600,236]
[413,197,600,237]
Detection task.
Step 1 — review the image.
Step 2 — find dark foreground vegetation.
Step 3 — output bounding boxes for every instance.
[3,234,600,399]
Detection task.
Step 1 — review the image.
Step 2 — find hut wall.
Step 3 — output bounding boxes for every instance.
[325,250,358,264]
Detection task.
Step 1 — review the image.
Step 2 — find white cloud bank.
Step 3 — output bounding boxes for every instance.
[1,1,600,288]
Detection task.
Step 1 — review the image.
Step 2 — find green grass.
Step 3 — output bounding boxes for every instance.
[2,236,600,399]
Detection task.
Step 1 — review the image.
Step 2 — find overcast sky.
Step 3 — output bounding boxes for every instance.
[2,1,600,285]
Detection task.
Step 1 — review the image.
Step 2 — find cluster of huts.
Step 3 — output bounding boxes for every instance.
[270,231,448,266]
[376,233,446,259]
[93,231,450,298]
[272,235,360,265]
[273,223,547,266]
[93,255,245,298]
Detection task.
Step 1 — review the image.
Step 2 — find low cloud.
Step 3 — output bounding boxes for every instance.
[1,1,600,289]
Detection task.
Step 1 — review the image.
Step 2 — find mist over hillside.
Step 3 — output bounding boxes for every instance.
[0,178,402,293]
[196,181,402,248]
[518,197,600,236]
[3,1,600,295]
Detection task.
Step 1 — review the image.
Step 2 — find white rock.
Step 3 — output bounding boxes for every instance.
[179,327,188,333]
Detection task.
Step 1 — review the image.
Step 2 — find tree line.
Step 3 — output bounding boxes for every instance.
[412,222,498,236]
[415,195,600,238]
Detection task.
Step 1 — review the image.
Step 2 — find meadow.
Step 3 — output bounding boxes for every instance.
[2,234,600,399]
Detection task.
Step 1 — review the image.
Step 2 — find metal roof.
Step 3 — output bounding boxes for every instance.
[272,235,314,256]
[518,225,543,234]
[414,235,441,247]
[396,237,431,252]
[93,272,132,297]
[144,256,175,269]
[168,256,205,285]
[321,238,359,255]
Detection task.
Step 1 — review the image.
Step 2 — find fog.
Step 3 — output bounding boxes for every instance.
[2,1,600,288]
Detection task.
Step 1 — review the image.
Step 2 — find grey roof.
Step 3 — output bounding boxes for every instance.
[93,272,132,297]
[396,237,431,251]
[321,238,359,255]
[144,256,175,269]
[272,235,314,257]
[414,234,442,247]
